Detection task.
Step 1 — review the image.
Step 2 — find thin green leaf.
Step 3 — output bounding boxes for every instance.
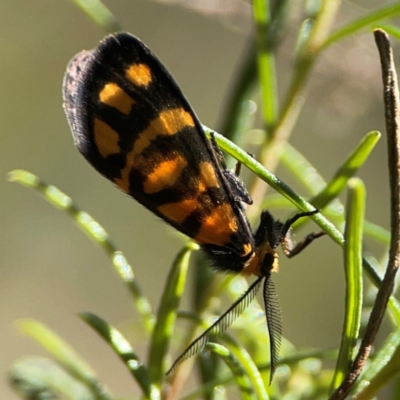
[294,9,315,56]
[257,348,338,372]
[182,348,338,400]
[218,49,257,144]
[286,130,379,232]
[180,375,235,400]
[17,319,113,400]
[205,132,400,328]
[331,178,365,393]
[69,0,121,32]
[310,131,380,209]
[281,142,326,194]
[262,194,389,245]
[79,312,160,400]
[9,357,96,400]
[252,0,278,131]
[222,335,269,399]
[352,329,400,399]
[205,343,255,400]
[363,221,391,244]
[8,169,154,333]
[366,262,400,326]
[322,3,400,49]
[254,0,339,175]
[377,23,400,41]
[281,141,390,246]
[147,243,199,386]
[206,129,343,244]
[278,141,395,329]
[280,143,345,225]
[261,193,293,210]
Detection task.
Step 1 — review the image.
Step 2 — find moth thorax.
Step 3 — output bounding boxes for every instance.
[261,251,279,275]
[258,239,279,276]
[242,242,279,277]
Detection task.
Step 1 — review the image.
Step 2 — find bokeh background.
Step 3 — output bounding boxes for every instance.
[0,0,397,398]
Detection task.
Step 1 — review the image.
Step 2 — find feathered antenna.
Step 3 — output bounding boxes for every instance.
[166,276,263,375]
[263,275,282,383]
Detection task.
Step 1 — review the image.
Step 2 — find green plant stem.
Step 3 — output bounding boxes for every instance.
[147,243,198,388]
[321,3,400,50]
[80,312,159,400]
[208,130,400,325]
[223,335,269,399]
[330,28,400,400]
[205,343,255,400]
[218,47,257,143]
[8,170,155,333]
[253,0,278,131]
[249,0,341,213]
[330,178,365,393]
[70,0,121,32]
[17,320,114,400]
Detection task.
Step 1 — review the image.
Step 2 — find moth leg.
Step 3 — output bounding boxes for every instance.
[235,160,242,176]
[281,230,325,258]
[210,131,252,205]
[234,151,254,177]
[280,209,325,258]
[210,131,253,178]
[228,152,254,205]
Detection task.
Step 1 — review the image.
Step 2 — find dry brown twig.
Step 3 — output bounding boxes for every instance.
[330,29,400,400]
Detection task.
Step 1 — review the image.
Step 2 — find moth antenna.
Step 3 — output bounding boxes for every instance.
[280,209,319,239]
[166,276,263,375]
[263,276,282,384]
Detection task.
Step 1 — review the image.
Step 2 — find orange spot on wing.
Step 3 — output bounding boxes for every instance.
[143,155,187,194]
[197,161,219,193]
[113,108,194,194]
[158,199,198,223]
[99,83,135,114]
[125,63,152,87]
[155,160,224,225]
[195,203,238,246]
[93,118,120,157]
[131,109,195,157]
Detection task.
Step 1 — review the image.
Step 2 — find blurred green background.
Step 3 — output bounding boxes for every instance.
[0,0,396,398]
